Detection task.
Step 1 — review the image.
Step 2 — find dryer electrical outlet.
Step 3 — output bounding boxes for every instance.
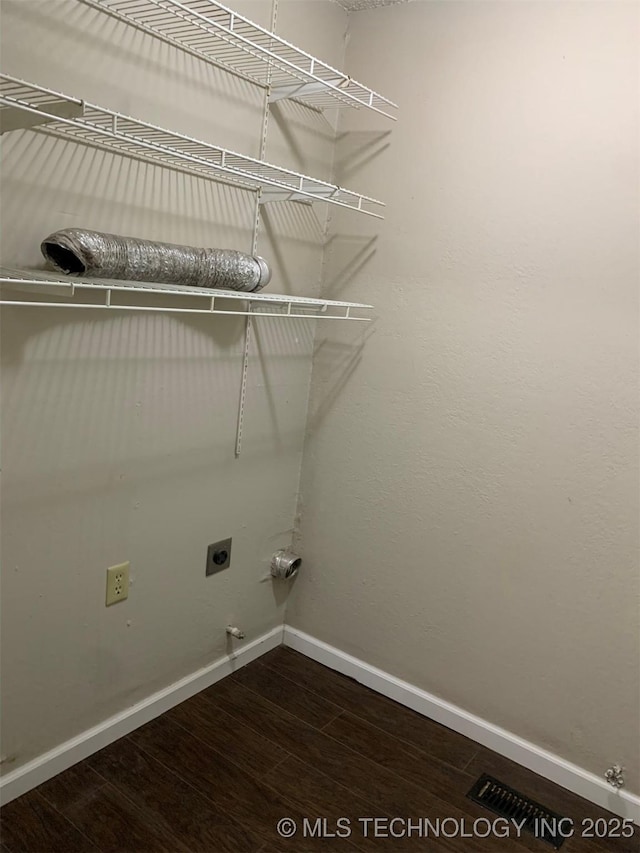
[206,538,232,576]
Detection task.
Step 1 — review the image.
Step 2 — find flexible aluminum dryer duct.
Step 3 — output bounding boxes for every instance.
[41,229,271,293]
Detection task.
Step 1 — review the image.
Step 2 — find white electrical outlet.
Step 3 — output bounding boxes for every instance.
[106,562,130,606]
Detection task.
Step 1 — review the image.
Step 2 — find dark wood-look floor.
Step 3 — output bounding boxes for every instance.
[1,647,638,852]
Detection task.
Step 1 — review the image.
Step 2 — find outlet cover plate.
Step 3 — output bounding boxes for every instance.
[206,538,232,576]
[106,561,130,606]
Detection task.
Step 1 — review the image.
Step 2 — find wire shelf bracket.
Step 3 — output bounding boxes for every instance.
[0,99,83,134]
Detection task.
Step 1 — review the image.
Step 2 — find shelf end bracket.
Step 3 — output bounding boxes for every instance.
[0,100,84,135]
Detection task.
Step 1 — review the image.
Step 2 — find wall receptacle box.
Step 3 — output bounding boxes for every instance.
[206,539,232,576]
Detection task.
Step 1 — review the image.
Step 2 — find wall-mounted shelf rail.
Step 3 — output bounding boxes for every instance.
[0,75,385,218]
[78,0,398,119]
[0,269,374,321]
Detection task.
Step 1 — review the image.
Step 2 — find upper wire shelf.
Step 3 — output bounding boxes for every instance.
[0,75,385,218]
[0,268,373,321]
[78,0,398,119]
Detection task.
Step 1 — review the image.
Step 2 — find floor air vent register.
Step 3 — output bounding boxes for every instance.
[467,774,568,849]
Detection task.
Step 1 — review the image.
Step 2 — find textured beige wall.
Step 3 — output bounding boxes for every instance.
[290,1,640,793]
[0,0,346,773]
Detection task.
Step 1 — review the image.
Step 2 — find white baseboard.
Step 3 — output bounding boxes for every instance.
[4,623,638,827]
[283,626,640,826]
[0,625,283,806]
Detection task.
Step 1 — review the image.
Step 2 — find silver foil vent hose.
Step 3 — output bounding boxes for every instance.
[41,228,271,293]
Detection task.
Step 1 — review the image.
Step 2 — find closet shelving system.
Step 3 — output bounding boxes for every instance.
[0,0,397,450]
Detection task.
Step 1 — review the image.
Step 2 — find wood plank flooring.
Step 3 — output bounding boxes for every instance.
[2,647,638,852]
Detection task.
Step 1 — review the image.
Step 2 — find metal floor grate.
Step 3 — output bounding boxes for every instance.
[467,774,568,849]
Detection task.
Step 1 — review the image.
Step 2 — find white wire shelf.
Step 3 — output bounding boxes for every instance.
[78,0,398,120]
[0,75,385,218]
[0,269,374,321]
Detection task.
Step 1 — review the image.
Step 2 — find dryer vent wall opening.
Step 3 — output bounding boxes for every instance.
[271,550,301,580]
